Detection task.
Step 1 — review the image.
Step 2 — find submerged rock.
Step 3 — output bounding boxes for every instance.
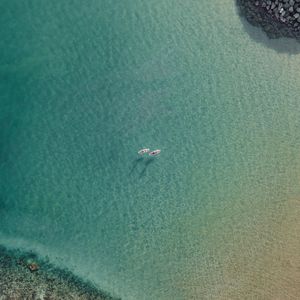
[237,0,300,39]
[0,245,119,300]
[28,262,39,272]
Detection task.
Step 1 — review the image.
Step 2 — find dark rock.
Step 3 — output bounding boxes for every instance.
[236,0,300,40]
[28,262,39,272]
[0,245,118,300]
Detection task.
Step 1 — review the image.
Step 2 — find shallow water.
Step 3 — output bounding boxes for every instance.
[1,1,300,299]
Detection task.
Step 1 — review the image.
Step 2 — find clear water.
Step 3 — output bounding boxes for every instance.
[1,1,300,299]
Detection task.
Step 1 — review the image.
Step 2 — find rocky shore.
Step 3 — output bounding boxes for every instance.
[237,0,300,39]
[0,245,119,300]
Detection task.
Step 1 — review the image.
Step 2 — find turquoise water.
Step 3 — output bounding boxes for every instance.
[1,1,300,299]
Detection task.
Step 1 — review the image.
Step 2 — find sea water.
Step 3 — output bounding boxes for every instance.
[1,1,300,299]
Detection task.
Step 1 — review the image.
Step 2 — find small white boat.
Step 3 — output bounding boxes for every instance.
[149,149,161,156]
[138,148,150,155]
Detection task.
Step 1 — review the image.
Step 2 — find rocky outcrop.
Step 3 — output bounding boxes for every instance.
[237,0,300,39]
[0,245,119,300]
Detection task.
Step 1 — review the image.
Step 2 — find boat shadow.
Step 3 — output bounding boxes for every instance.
[129,157,144,175]
[129,156,156,177]
[139,158,155,178]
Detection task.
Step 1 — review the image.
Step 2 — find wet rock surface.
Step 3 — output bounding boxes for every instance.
[237,0,300,39]
[0,245,119,300]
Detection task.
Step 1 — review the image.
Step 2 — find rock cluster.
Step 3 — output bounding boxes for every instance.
[237,0,300,39]
[258,0,300,27]
[0,245,118,300]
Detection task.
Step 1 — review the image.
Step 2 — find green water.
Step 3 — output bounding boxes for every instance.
[1,1,300,299]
